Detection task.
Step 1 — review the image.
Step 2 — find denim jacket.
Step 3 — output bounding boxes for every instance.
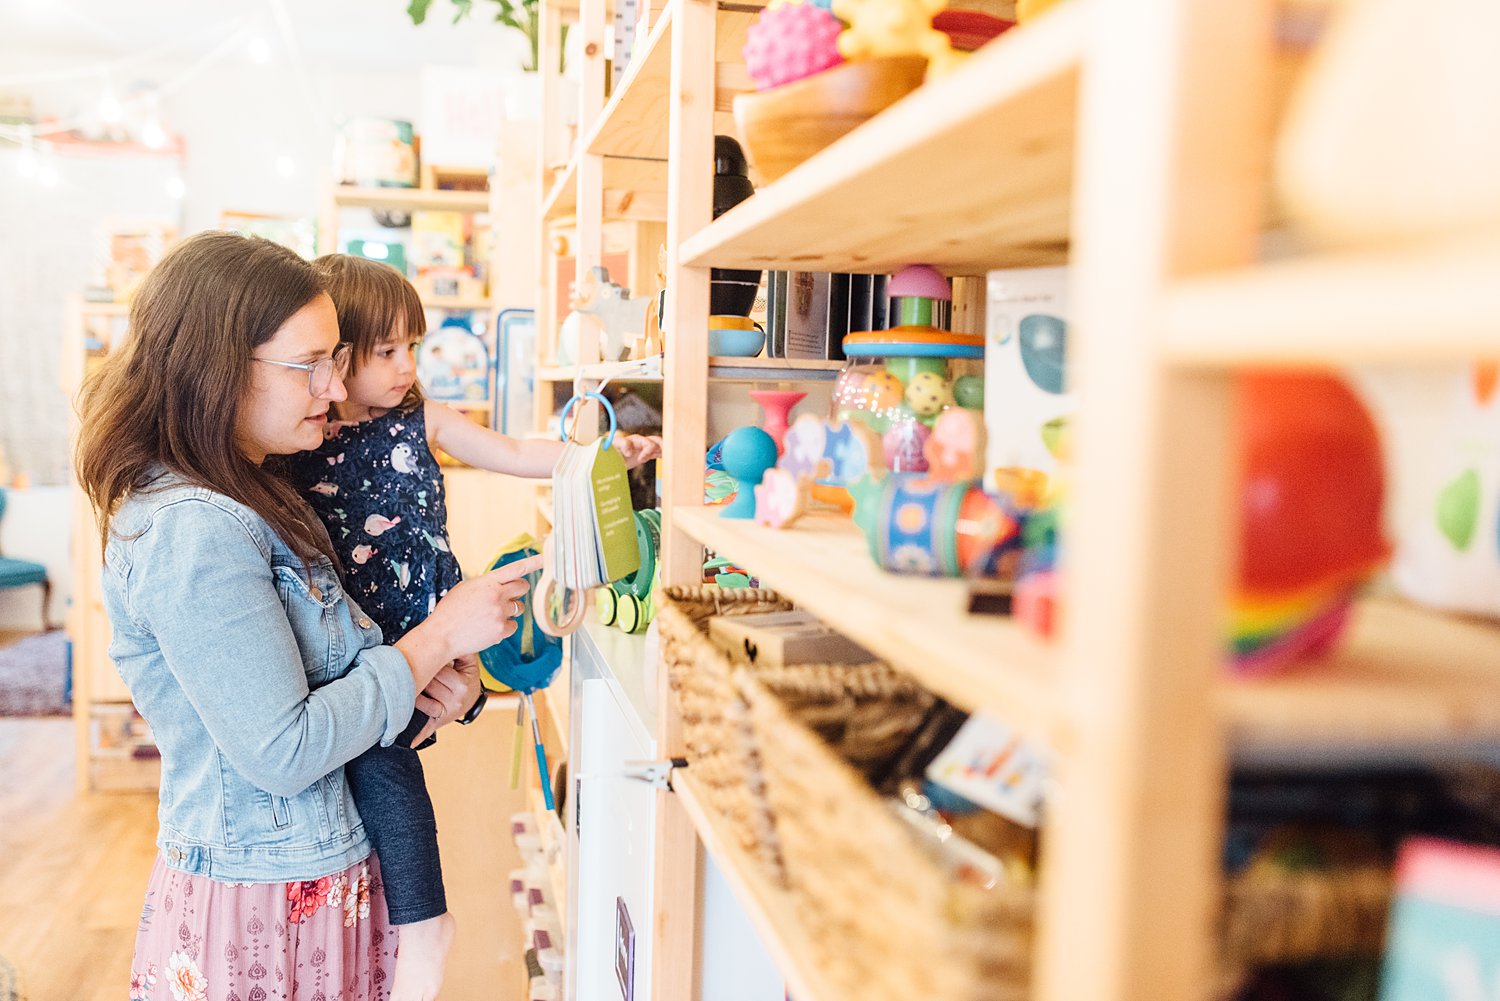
[102,473,417,882]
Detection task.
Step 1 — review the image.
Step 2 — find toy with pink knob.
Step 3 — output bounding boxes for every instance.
[833,264,985,476]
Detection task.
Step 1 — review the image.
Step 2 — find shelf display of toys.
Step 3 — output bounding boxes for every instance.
[1230,372,1389,674]
[1392,362,1500,620]
[411,210,485,302]
[735,0,928,181]
[851,410,1030,579]
[832,264,985,476]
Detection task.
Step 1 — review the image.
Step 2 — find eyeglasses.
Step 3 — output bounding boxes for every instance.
[254,343,351,397]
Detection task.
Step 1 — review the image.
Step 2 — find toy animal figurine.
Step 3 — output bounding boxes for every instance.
[782,414,832,482]
[833,0,961,75]
[574,265,652,362]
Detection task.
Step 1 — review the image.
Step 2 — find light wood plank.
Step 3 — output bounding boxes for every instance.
[587,4,757,161]
[654,3,720,999]
[672,505,1062,745]
[679,2,1086,275]
[1033,0,1275,998]
[1161,233,1500,366]
[675,773,841,1001]
[543,154,672,222]
[332,186,491,214]
[419,295,493,311]
[1224,598,1500,750]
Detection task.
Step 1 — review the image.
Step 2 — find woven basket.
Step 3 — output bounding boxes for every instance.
[742,672,1033,1001]
[741,671,1395,1001]
[659,584,933,885]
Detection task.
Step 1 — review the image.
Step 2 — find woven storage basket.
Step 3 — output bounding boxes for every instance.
[741,672,1395,1001]
[659,584,933,885]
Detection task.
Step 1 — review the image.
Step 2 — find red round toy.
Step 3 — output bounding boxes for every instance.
[1236,372,1389,596]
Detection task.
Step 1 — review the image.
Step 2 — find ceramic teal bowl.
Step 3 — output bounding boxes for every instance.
[708,326,766,357]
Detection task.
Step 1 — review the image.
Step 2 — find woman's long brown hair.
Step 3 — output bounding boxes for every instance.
[75,231,337,565]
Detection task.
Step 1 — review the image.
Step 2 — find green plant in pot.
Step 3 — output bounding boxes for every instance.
[406,0,569,73]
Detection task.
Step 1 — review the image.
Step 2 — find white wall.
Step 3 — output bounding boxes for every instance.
[0,485,71,630]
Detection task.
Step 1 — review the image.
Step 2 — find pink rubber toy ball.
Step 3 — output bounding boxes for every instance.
[744,1,845,92]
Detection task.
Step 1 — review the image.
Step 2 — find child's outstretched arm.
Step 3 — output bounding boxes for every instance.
[425,400,662,477]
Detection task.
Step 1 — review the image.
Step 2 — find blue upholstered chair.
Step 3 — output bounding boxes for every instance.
[0,489,52,631]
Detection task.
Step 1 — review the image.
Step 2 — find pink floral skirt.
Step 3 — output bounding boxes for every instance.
[130,854,399,1001]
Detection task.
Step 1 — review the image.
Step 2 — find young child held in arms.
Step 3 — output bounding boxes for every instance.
[276,255,660,1001]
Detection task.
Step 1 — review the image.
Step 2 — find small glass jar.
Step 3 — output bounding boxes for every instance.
[831,330,986,474]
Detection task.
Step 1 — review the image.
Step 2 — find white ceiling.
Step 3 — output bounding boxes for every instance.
[0,0,523,76]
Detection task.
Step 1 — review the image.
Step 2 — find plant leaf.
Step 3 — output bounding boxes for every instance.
[406,0,434,24]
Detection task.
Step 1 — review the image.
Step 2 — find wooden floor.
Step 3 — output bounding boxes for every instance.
[0,713,531,1001]
[0,718,157,1001]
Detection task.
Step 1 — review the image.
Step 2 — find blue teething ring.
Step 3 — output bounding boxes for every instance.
[559,391,619,452]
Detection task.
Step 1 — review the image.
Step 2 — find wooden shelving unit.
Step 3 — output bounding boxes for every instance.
[674,505,1062,743]
[330,185,491,214]
[1159,234,1500,366]
[679,1,1083,275]
[536,355,842,384]
[63,299,161,793]
[618,1,1500,1000]
[674,773,842,1001]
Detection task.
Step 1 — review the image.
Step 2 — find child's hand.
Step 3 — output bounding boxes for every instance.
[323,419,358,441]
[412,657,482,739]
[616,433,663,469]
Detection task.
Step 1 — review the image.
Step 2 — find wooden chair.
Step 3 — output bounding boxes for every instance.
[0,489,52,632]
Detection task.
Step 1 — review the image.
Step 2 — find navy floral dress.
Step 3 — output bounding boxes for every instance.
[274,403,460,927]
[280,404,462,640]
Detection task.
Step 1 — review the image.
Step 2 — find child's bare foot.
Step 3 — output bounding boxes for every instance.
[389,911,456,1001]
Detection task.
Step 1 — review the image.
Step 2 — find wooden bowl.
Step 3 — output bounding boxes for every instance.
[733,56,929,183]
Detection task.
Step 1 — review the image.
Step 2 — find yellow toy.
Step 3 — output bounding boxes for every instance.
[833,0,963,76]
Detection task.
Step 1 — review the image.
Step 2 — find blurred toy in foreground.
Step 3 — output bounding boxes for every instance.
[1391,362,1500,620]
[1229,372,1389,674]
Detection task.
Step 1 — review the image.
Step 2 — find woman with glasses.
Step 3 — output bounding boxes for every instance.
[75,231,538,1001]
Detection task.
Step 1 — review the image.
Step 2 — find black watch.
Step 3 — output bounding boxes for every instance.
[458,690,488,725]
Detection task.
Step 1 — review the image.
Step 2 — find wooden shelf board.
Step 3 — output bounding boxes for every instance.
[332,186,491,213]
[586,4,757,162]
[542,152,671,222]
[1161,234,1500,366]
[540,157,577,221]
[680,3,1085,275]
[538,356,843,384]
[674,773,841,1001]
[671,505,1060,742]
[1223,598,1500,752]
[420,296,492,311]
